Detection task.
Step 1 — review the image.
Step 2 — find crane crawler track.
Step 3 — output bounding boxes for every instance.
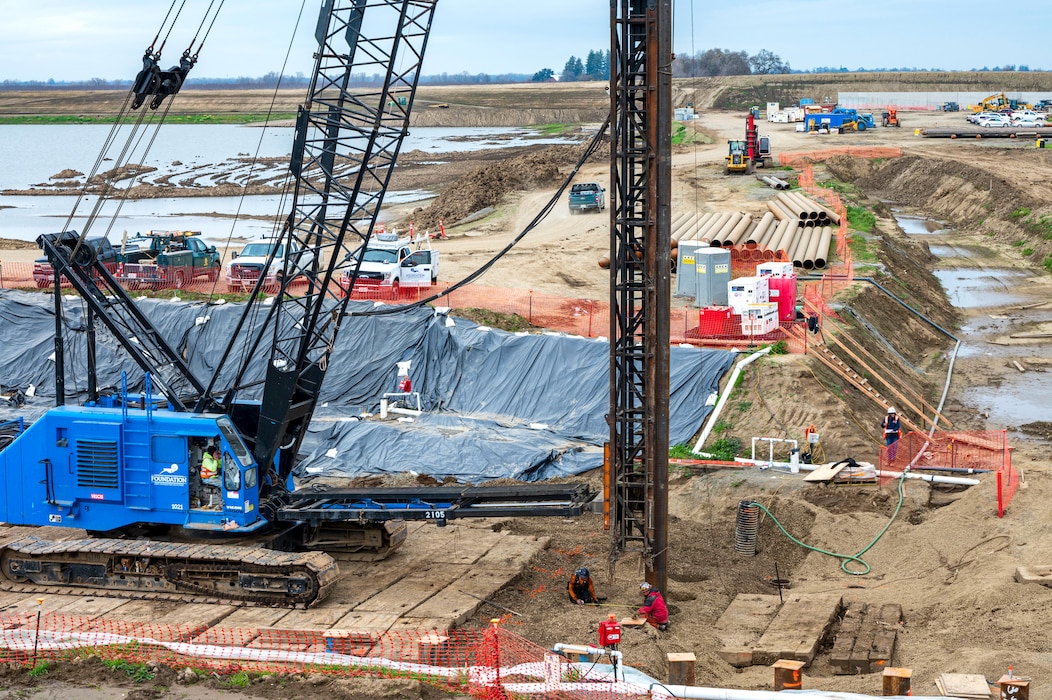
[0,536,339,608]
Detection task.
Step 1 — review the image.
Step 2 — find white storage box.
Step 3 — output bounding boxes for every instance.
[740,302,779,336]
[728,275,770,313]
[757,262,795,278]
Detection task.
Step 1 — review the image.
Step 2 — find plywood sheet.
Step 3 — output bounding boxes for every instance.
[803,461,848,482]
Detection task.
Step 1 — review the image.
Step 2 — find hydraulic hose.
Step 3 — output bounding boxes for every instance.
[749,471,906,576]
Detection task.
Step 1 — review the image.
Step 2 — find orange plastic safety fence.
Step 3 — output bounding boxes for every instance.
[0,613,649,699]
[878,430,1017,516]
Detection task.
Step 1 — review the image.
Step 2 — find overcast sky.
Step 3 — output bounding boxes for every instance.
[0,0,1046,82]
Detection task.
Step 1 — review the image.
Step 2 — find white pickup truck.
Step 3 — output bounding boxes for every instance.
[341,232,439,296]
[223,236,315,293]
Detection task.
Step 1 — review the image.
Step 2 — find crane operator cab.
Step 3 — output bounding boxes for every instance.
[188,428,259,520]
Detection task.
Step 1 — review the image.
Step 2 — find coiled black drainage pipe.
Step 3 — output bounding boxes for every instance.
[735,500,760,556]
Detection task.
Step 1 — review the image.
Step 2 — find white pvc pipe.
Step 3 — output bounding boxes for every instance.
[732,457,980,486]
[11,628,956,700]
[552,643,623,681]
[692,347,772,454]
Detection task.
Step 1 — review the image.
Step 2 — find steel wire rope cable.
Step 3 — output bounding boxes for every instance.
[62,0,186,238]
[345,116,611,319]
[95,0,232,244]
[686,0,702,225]
[188,0,308,382]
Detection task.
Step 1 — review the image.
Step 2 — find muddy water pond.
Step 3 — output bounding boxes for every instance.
[894,211,1050,441]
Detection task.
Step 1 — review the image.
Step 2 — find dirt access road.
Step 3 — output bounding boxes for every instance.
[3,85,1052,698]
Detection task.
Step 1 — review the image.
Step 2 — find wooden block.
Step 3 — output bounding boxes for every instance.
[417,632,451,665]
[250,627,321,652]
[1014,565,1052,587]
[320,628,376,656]
[831,602,901,675]
[753,593,841,666]
[715,593,781,667]
[882,667,911,696]
[772,658,805,691]
[997,676,1028,700]
[667,652,696,686]
[621,617,647,627]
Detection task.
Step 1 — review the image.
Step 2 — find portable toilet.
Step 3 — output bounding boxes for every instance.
[728,275,770,314]
[678,243,731,306]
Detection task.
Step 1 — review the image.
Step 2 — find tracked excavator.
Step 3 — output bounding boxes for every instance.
[0,1,595,609]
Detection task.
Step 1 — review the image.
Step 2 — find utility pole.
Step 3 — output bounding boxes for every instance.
[607,0,672,594]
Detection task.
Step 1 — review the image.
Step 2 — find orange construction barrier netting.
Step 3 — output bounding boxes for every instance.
[778,147,903,168]
[878,430,1017,517]
[0,613,651,699]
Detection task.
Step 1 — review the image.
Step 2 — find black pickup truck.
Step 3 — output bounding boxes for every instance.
[33,236,118,288]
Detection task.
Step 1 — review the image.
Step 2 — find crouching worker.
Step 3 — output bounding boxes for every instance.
[637,582,669,631]
[568,567,600,605]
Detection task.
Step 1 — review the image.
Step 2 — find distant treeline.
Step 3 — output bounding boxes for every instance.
[2,59,1045,90]
[0,71,536,90]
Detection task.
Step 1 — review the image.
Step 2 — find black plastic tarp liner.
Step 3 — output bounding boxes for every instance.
[0,291,736,482]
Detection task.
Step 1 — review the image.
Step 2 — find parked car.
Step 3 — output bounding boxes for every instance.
[966,112,984,124]
[978,114,1012,128]
[1012,118,1045,128]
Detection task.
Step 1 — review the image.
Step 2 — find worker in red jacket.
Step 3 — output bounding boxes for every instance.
[637,582,669,631]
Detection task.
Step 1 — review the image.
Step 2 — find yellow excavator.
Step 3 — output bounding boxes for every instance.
[973,92,1030,113]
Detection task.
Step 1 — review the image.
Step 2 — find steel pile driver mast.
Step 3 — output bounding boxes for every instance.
[607,0,672,594]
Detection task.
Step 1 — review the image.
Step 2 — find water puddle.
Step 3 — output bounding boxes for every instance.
[898,209,1049,442]
[933,269,1030,309]
[928,243,977,259]
[892,210,952,235]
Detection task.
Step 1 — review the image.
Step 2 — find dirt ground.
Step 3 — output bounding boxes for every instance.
[3,90,1052,698]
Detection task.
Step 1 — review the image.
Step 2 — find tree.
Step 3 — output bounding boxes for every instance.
[560,56,584,82]
[532,68,555,82]
[749,50,790,75]
[584,50,609,81]
[672,49,751,78]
